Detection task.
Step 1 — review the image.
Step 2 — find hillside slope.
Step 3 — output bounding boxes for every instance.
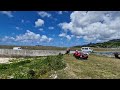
[73,39,120,48]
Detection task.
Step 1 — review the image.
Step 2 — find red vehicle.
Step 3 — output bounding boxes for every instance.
[73,50,88,59]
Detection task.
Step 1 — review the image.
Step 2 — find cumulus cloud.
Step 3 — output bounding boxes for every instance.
[59,11,120,43]
[2,30,53,43]
[58,33,73,40]
[40,35,53,42]
[38,11,51,18]
[35,19,44,27]
[15,30,40,42]
[2,36,15,42]
[66,35,72,40]
[48,27,54,30]
[59,33,66,37]
[0,11,13,17]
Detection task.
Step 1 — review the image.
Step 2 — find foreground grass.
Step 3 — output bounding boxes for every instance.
[55,54,120,79]
[0,55,66,79]
[0,54,120,79]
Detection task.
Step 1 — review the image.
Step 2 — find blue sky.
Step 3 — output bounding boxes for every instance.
[0,11,120,47]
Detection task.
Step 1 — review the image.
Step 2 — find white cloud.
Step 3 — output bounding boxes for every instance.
[40,35,53,42]
[15,27,20,30]
[15,30,40,41]
[48,27,54,30]
[35,19,44,27]
[66,35,71,40]
[59,11,120,43]
[76,36,82,39]
[15,26,23,30]
[58,11,63,14]
[59,33,66,37]
[2,36,15,41]
[2,30,53,43]
[0,11,13,17]
[39,28,44,31]
[38,11,51,18]
[59,22,72,32]
[58,33,73,40]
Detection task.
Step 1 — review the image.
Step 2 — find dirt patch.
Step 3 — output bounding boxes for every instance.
[0,58,12,64]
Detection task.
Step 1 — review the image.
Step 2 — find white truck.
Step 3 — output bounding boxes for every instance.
[81,47,93,55]
[13,47,22,50]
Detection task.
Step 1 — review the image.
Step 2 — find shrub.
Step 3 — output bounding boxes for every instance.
[0,64,9,69]
[27,69,36,79]
[43,54,66,71]
[12,60,31,66]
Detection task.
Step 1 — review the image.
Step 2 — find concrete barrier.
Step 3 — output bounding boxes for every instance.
[0,49,68,57]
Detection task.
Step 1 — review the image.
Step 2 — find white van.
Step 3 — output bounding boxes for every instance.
[13,47,22,50]
[81,47,93,54]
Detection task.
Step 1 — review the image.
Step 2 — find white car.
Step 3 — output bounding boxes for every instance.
[81,47,93,54]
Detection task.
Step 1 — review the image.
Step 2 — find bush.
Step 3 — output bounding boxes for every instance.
[27,69,36,79]
[11,60,31,66]
[43,54,66,71]
[0,64,9,69]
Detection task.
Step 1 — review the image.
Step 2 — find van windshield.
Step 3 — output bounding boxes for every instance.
[82,48,89,50]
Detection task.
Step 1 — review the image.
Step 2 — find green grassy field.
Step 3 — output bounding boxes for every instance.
[0,55,66,79]
[0,54,120,79]
[58,54,120,79]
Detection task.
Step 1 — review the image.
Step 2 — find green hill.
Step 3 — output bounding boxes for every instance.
[73,39,120,48]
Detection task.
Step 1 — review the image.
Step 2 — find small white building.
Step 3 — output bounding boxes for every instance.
[13,47,22,50]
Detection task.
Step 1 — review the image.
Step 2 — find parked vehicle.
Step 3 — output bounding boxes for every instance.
[73,50,88,60]
[81,47,93,54]
[13,47,22,50]
[114,52,120,59]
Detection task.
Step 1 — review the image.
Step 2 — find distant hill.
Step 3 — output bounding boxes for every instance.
[73,39,120,48]
[0,45,84,51]
[0,45,67,50]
